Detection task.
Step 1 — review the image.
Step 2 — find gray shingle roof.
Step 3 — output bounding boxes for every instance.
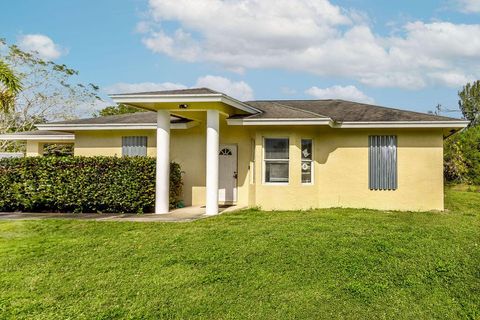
[47,112,190,125]
[242,99,462,122]
[44,96,463,126]
[228,101,327,119]
[2,130,70,136]
[110,87,220,96]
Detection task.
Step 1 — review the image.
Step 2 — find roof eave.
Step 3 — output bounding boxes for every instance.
[0,134,75,141]
[109,93,262,115]
[227,118,333,126]
[36,121,199,131]
[227,118,469,128]
[335,120,470,128]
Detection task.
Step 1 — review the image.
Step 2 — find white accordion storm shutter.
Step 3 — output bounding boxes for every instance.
[369,136,397,190]
[122,136,147,157]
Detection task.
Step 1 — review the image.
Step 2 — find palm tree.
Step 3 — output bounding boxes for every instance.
[0,60,22,112]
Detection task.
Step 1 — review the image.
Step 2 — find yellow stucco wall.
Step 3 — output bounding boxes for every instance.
[252,127,443,211]
[26,141,44,157]
[72,117,445,211]
[73,113,253,208]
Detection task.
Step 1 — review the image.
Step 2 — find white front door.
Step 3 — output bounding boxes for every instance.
[218,144,238,203]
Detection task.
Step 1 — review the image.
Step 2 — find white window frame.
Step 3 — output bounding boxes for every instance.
[263,137,289,185]
[250,138,255,184]
[301,138,314,185]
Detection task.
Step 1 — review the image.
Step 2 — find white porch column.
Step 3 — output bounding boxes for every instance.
[206,109,219,215]
[156,110,170,214]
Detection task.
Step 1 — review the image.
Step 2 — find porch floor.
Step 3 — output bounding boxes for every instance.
[0,205,246,222]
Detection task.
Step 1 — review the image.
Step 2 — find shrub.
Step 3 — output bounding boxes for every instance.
[0,156,183,213]
[444,126,480,184]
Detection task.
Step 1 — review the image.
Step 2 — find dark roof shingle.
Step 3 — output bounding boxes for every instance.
[110,87,220,96]
[4,130,71,136]
[47,112,189,125]
[244,99,461,122]
[45,93,464,126]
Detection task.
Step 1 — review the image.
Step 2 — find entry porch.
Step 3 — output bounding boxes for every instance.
[110,88,260,215]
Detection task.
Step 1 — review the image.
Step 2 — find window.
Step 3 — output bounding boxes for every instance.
[219,148,233,156]
[369,135,397,190]
[301,139,313,184]
[250,138,255,184]
[264,138,289,183]
[122,136,147,157]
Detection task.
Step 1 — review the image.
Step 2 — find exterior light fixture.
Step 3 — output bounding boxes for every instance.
[179,104,188,109]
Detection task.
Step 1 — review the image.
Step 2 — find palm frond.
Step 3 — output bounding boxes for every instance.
[0,60,22,93]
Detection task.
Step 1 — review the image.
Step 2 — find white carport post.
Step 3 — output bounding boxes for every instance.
[206,109,219,215]
[155,110,170,214]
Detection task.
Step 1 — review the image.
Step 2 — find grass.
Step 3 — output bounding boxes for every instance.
[0,188,479,319]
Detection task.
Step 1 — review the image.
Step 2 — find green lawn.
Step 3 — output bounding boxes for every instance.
[0,188,479,319]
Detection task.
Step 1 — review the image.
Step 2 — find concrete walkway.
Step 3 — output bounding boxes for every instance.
[0,205,245,222]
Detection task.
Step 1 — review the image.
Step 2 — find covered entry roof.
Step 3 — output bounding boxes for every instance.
[109,87,262,115]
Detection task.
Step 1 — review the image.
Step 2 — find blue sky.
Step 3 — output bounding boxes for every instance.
[2,0,480,117]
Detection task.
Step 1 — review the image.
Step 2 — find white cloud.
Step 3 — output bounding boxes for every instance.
[17,34,65,60]
[428,71,475,87]
[456,0,480,13]
[140,0,480,90]
[104,82,187,94]
[195,75,254,100]
[306,85,374,104]
[105,75,254,100]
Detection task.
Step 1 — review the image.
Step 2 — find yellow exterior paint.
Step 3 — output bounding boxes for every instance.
[71,111,445,211]
[252,126,443,211]
[26,141,44,157]
[131,101,248,117]
[73,113,252,208]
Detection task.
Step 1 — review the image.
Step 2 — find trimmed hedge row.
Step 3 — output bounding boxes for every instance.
[0,156,183,213]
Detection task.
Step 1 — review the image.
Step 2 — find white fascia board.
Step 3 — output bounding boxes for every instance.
[109,93,261,115]
[37,121,199,131]
[0,134,75,141]
[110,93,223,104]
[227,118,332,126]
[219,96,262,114]
[335,120,470,128]
[227,118,469,129]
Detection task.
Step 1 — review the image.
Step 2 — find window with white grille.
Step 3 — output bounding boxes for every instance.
[301,139,313,184]
[264,138,289,183]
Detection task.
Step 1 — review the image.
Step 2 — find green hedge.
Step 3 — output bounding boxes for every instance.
[0,157,183,213]
[444,126,480,185]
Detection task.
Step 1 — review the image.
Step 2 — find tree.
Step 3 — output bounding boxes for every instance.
[0,60,22,112]
[94,104,143,117]
[458,80,480,126]
[0,39,101,151]
[444,125,480,184]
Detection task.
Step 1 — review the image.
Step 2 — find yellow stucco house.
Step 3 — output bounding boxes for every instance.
[0,88,468,214]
